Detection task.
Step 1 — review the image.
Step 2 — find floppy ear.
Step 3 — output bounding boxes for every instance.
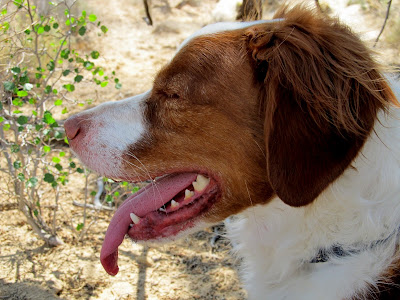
[245,6,395,206]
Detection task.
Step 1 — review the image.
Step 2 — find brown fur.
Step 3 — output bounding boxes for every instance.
[125,5,395,219]
[246,6,396,206]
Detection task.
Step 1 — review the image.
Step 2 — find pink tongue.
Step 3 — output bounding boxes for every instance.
[100,173,198,275]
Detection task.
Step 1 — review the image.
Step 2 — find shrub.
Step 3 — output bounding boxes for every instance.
[0,0,121,246]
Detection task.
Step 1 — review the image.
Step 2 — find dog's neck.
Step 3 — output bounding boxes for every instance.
[226,101,400,299]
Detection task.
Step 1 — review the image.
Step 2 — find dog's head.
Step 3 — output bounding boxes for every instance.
[64,5,395,275]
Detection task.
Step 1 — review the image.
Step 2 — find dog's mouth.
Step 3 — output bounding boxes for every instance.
[100,172,220,276]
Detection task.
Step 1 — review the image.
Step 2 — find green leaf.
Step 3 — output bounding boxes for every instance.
[132,186,140,193]
[11,67,20,74]
[35,73,42,79]
[13,161,21,169]
[37,26,44,34]
[47,60,55,71]
[43,145,51,153]
[83,61,94,70]
[43,112,56,125]
[101,25,108,33]
[59,151,65,157]
[65,17,75,26]
[100,81,108,88]
[0,102,2,110]
[76,223,84,231]
[54,131,63,139]
[33,209,39,216]
[44,173,55,183]
[27,177,38,187]
[55,163,63,171]
[115,82,122,89]
[53,23,59,29]
[52,157,61,163]
[12,98,23,107]
[62,69,70,76]
[63,84,75,92]
[105,195,113,203]
[74,75,83,82]
[82,10,87,17]
[17,115,28,125]
[60,49,70,59]
[3,124,10,131]
[0,116,3,123]
[17,90,28,97]
[77,168,84,174]
[44,25,51,32]
[69,162,76,168]
[17,173,25,181]
[3,81,15,91]
[62,107,68,114]
[78,26,86,36]
[54,99,63,106]
[13,0,24,8]
[90,51,100,59]
[24,29,31,34]
[89,14,97,22]
[44,85,51,94]
[19,74,29,85]
[29,98,36,105]
[1,9,7,15]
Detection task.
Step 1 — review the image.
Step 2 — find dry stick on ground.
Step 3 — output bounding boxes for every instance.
[237,0,262,21]
[143,0,153,26]
[374,0,392,47]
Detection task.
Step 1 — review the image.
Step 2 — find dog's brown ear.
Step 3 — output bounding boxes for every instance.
[245,6,395,206]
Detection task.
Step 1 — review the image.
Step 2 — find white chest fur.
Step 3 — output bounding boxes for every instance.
[226,98,400,299]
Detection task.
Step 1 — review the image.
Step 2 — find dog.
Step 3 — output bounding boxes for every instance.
[64,5,400,299]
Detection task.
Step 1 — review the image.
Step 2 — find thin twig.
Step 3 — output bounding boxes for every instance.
[143,0,153,26]
[374,0,392,47]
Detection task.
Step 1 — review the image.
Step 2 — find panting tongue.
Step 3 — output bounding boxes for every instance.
[100,173,198,275]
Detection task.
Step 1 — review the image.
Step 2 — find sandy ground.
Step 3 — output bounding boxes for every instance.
[1,0,399,299]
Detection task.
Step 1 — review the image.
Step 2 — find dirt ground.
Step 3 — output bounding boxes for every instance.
[1,0,399,299]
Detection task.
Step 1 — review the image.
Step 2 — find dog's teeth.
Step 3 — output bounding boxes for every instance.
[171,200,179,208]
[159,207,166,212]
[130,213,140,224]
[184,189,194,199]
[192,174,210,192]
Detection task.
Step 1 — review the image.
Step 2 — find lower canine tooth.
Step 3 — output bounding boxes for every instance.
[130,213,140,224]
[185,189,194,199]
[192,174,210,192]
[171,200,179,208]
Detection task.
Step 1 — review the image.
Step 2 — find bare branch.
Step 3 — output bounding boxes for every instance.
[143,0,153,26]
[374,0,392,47]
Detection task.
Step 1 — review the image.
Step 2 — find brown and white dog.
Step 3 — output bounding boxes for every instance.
[64,5,400,299]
